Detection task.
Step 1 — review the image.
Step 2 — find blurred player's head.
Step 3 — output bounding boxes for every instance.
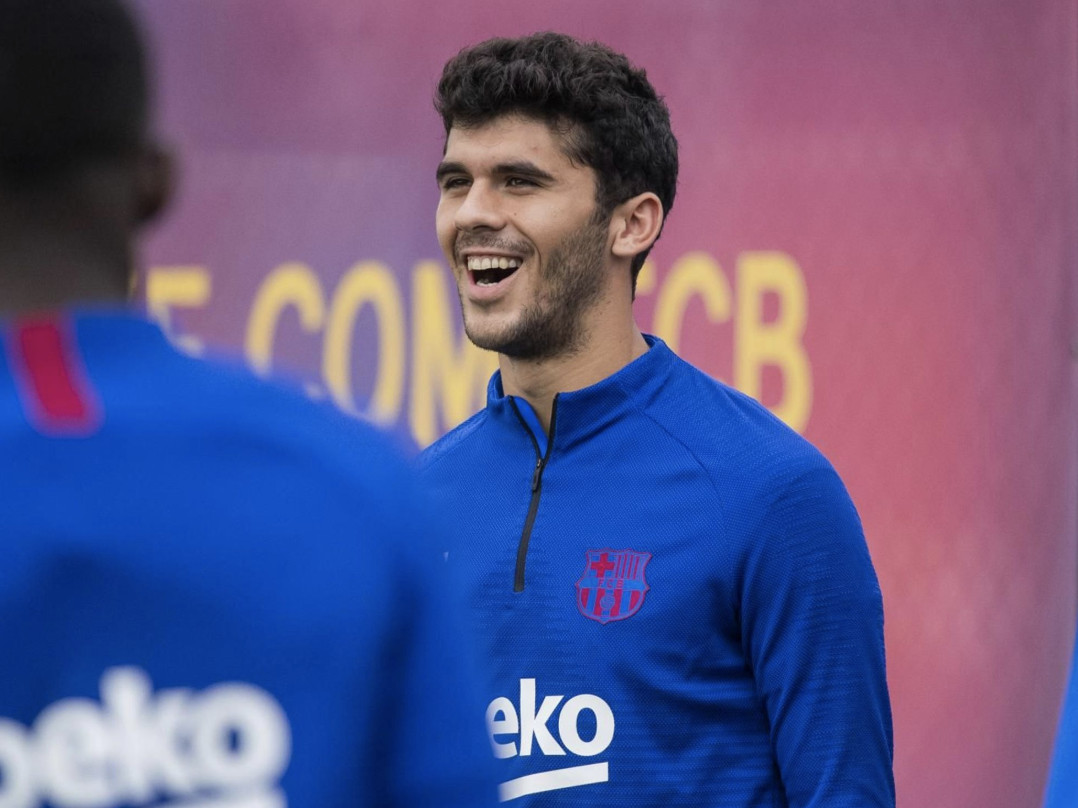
[0,0,171,309]
[435,32,678,289]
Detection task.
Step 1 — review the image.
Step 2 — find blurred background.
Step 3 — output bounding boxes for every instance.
[131,1,1078,805]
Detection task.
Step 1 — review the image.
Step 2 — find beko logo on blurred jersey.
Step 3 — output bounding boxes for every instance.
[0,667,291,808]
[486,678,615,802]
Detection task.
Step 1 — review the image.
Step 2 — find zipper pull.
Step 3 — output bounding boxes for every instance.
[531,457,543,492]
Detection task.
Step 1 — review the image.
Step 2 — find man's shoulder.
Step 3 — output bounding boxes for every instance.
[73,324,419,507]
[0,316,428,564]
[643,353,833,483]
[198,356,414,489]
[653,354,820,446]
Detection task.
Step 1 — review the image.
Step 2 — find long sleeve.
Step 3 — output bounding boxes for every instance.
[741,467,895,808]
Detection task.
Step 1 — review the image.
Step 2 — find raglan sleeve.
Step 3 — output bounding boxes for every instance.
[739,465,895,808]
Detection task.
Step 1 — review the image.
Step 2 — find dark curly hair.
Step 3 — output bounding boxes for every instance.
[435,32,678,289]
[0,0,149,189]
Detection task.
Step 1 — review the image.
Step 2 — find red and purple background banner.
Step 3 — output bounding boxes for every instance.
[133,2,1078,805]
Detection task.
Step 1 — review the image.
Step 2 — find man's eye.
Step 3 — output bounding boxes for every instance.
[441,177,469,190]
[506,177,537,188]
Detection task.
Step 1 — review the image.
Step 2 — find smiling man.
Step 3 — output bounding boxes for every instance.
[419,32,895,807]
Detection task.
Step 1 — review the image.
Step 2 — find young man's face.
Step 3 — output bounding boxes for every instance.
[435,114,611,360]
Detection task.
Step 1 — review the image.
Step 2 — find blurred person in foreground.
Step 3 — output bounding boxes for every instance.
[419,32,895,807]
[0,1,494,806]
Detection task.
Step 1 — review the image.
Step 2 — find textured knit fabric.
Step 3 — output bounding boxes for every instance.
[1045,633,1078,808]
[419,335,894,807]
[0,309,495,808]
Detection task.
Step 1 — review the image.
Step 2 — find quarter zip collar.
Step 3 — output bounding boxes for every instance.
[509,395,548,456]
[486,335,676,452]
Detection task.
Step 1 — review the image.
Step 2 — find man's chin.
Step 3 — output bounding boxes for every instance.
[462,324,514,355]
[465,325,569,362]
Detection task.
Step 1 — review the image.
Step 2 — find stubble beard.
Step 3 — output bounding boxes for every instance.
[459,218,609,361]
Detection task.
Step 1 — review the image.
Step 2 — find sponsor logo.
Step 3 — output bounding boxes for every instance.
[576,549,652,624]
[0,667,291,808]
[486,679,614,802]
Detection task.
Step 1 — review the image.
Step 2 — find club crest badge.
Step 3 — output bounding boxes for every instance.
[576,548,651,624]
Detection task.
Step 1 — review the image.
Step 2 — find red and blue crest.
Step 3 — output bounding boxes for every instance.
[576,548,651,624]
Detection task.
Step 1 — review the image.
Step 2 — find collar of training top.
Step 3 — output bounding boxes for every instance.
[486,335,675,451]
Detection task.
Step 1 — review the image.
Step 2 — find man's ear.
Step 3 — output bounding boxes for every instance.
[609,192,663,260]
[133,141,175,226]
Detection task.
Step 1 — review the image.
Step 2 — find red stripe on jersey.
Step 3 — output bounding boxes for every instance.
[7,315,102,436]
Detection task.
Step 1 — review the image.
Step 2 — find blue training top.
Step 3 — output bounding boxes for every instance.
[420,335,894,807]
[0,309,496,808]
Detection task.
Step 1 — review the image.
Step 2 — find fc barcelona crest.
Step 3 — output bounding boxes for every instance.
[576,548,651,624]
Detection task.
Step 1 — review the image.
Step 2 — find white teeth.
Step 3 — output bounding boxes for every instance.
[466,256,522,271]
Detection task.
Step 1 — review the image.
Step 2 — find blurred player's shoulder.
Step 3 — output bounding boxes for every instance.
[0,309,418,519]
[108,311,400,451]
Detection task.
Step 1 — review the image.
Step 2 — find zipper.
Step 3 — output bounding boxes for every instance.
[510,395,558,592]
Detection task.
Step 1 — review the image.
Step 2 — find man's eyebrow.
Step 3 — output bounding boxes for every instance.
[436,160,558,184]
[435,161,466,182]
[493,161,556,182]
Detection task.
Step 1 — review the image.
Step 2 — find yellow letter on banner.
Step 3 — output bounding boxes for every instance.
[410,261,499,448]
[145,266,211,355]
[652,251,732,353]
[245,262,325,375]
[323,262,406,425]
[734,251,812,432]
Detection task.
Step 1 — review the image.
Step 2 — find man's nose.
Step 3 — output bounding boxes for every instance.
[455,182,505,231]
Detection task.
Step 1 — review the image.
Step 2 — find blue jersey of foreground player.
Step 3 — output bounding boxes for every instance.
[420,335,894,807]
[0,309,495,808]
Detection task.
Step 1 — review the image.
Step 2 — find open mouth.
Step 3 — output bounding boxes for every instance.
[467,255,522,287]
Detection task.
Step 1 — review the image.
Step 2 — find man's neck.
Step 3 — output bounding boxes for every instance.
[0,238,130,317]
[0,181,134,317]
[499,319,649,433]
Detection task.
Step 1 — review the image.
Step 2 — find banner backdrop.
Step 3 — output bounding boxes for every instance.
[133,2,1078,805]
